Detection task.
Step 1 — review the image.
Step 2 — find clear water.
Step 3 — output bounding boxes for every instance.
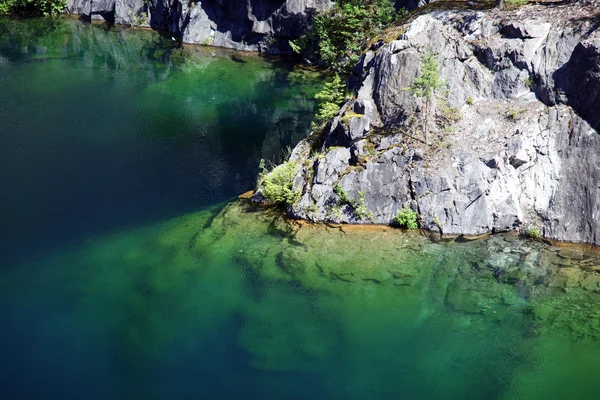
[2,18,600,400]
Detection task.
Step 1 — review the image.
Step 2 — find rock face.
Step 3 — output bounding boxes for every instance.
[66,0,331,51]
[270,8,600,245]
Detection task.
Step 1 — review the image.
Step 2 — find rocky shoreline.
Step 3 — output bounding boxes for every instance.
[65,0,332,52]
[255,3,600,246]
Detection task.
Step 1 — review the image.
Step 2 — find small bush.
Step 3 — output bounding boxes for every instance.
[522,226,540,239]
[395,206,418,229]
[291,0,406,73]
[335,185,350,204]
[0,0,66,16]
[262,161,300,206]
[313,74,347,128]
[354,191,374,221]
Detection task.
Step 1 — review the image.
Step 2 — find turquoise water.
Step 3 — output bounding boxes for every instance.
[2,18,600,400]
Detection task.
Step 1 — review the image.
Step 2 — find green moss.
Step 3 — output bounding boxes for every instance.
[341,111,364,126]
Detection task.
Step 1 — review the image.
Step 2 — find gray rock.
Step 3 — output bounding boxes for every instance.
[280,10,600,246]
[67,0,331,51]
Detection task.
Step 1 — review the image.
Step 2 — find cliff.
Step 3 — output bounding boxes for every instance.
[66,0,331,52]
[258,3,600,245]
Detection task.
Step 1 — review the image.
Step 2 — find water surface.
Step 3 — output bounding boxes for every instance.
[2,18,600,400]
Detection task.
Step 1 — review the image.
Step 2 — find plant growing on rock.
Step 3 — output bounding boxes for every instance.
[410,51,444,144]
[522,226,541,239]
[290,0,405,73]
[354,191,374,221]
[313,74,347,128]
[394,206,419,230]
[261,161,300,206]
[0,0,66,16]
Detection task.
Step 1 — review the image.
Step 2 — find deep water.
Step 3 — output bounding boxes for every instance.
[2,18,600,400]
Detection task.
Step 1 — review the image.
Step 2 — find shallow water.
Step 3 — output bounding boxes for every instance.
[2,18,600,400]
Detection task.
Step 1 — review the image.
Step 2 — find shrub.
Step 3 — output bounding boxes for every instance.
[0,0,66,16]
[395,206,418,229]
[262,161,300,206]
[291,0,406,73]
[522,226,540,239]
[335,185,350,204]
[354,190,374,221]
[313,74,347,128]
[410,51,443,143]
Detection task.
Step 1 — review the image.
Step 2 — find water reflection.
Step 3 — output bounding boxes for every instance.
[0,17,322,264]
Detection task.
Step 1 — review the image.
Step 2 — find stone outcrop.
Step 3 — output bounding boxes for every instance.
[66,0,331,52]
[261,7,600,245]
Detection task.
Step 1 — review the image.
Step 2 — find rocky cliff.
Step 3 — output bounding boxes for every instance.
[66,0,331,51]
[260,3,600,245]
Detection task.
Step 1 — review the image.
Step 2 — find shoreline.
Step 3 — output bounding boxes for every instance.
[239,191,600,254]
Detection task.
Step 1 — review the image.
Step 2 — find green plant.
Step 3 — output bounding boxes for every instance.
[132,11,148,26]
[438,99,462,124]
[335,185,350,204]
[506,106,525,120]
[261,161,300,206]
[1,0,66,16]
[522,226,540,239]
[313,74,347,128]
[329,205,344,220]
[505,0,528,10]
[395,206,418,229]
[410,52,443,143]
[0,0,14,15]
[466,97,474,105]
[354,191,374,221]
[290,0,406,73]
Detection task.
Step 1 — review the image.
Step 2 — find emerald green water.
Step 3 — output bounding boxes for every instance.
[2,18,600,400]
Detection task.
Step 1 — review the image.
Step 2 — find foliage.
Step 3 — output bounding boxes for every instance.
[506,106,525,120]
[261,161,300,206]
[410,51,443,143]
[0,0,13,15]
[291,0,406,73]
[335,185,350,204]
[0,0,67,16]
[313,74,347,128]
[395,206,418,229]
[354,191,374,221]
[505,0,528,10]
[522,226,540,239]
[411,52,443,101]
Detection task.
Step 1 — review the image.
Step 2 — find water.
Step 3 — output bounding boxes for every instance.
[2,18,600,400]
[0,18,321,264]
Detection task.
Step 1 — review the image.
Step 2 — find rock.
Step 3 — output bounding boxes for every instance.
[554,40,600,131]
[501,21,552,40]
[67,0,332,51]
[270,7,600,246]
